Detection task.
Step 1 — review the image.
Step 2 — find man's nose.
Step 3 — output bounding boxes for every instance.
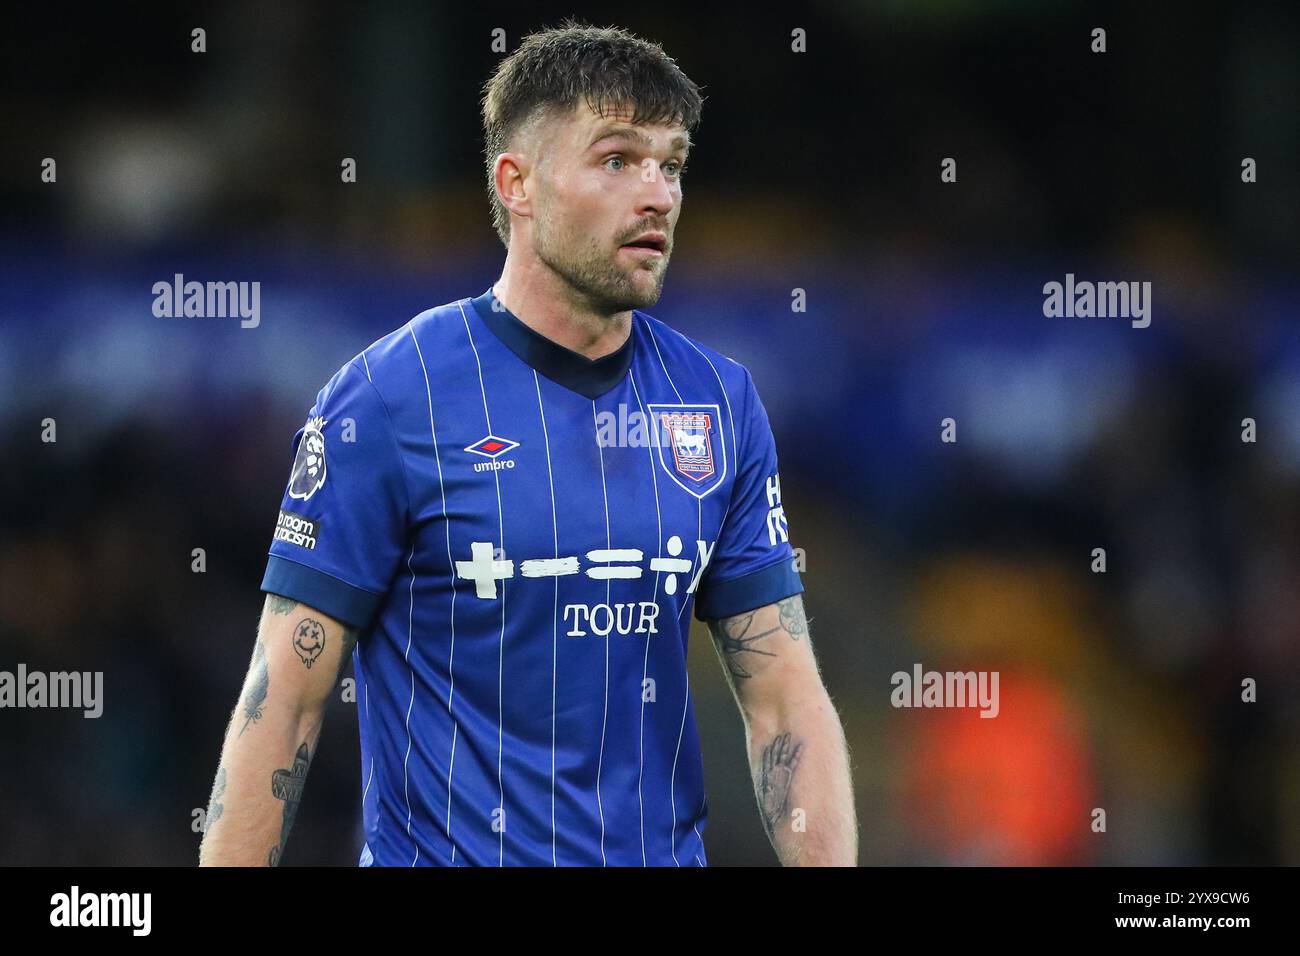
[635,160,676,214]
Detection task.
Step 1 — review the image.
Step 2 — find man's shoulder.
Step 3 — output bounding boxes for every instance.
[358,295,476,378]
[308,295,477,426]
[634,307,754,394]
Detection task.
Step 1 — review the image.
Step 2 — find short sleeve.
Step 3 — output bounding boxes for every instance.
[693,368,803,621]
[260,358,409,629]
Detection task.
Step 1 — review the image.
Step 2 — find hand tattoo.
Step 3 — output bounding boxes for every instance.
[757,732,803,840]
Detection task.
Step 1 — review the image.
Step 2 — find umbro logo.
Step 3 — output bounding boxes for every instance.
[465,434,519,472]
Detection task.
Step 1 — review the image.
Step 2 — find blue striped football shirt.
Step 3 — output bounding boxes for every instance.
[261,286,803,866]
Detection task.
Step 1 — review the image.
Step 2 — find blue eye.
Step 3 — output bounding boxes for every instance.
[605,156,625,171]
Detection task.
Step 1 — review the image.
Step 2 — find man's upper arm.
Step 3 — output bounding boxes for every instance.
[260,356,409,632]
[692,365,815,715]
[693,364,803,623]
[250,594,360,720]
[705,594,819,720]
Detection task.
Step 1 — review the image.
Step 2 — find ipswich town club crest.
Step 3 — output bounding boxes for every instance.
[647,403,727,499]
[288,416,328,501]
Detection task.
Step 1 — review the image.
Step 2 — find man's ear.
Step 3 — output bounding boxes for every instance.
[496,148,540,224]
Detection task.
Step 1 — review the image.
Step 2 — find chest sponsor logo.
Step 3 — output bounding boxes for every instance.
[287,416,328,500]
[646,403,727,499]
[563,602,660,637]
[465,434,520,472]
[454,535,716,637]
[455,537,714,597]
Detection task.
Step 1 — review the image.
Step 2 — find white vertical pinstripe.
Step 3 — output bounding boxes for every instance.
[669,667,691,867]
[358,653,378,851]
[458,301,509,866]
[402,544,419,865]
[358,337,378,834]
[678,502,703,631]
[408,319,461,864]
[643,318,684,404]
[359,338,383,826]
[591,398,612,865]
[362,679,375,808]
[628,368,663,866]
[532,370,561,866]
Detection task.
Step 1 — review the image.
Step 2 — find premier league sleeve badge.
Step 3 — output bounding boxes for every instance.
[288,416,328,501]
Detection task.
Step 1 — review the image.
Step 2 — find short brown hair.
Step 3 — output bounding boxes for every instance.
[480,20,704,248]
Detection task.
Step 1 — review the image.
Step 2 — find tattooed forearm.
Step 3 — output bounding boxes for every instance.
[239,639,269,736]
[777,596,808,640]
[268,742,312,866]
[707,612,780,680]
[756,731,803,840]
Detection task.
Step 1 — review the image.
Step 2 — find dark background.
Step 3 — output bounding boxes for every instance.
[0,0,1297,865]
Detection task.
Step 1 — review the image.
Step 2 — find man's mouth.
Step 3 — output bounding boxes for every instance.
[620,232,668,255]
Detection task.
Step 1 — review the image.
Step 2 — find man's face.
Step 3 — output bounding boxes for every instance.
[522,101,689,313]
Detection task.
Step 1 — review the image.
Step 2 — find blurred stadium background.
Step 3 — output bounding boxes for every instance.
[1,1,1297,865]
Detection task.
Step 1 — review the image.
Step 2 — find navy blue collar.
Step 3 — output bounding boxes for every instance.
[469,287,635,400]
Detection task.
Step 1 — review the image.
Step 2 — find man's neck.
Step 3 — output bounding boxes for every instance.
[492,257,632,362]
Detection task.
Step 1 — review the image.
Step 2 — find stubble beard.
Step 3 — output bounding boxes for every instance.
[535,217,668,315]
